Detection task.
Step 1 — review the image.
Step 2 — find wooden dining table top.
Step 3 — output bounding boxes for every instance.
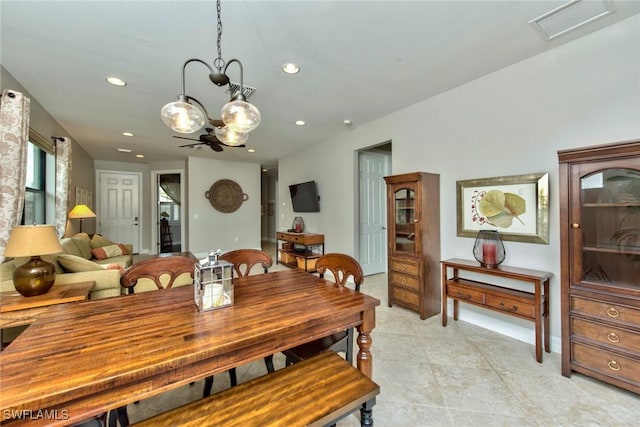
[0,269,380,426]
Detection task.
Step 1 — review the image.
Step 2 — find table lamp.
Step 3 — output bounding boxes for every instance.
[4,225,63,297]
[68,204,96,233]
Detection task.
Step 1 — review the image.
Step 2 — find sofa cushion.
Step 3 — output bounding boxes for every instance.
[60,237,84,258]
[72,236,92,259]
[58,254,104,273]
[90,234,117,249]
[91,244,129,260]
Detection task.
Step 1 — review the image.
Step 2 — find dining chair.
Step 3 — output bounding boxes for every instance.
[202,248,276,397]
[283,253,364,366]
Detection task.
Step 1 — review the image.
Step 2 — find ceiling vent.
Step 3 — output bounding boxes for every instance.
[227,82,256,99]
[529,0,616,41]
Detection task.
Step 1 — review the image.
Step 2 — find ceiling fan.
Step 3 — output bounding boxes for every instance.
[173,127,245,152]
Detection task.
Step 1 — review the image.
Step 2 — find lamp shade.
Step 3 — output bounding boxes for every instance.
[4,225,63,257]
[214,126,248,146]
[68,204,96,219]
[221,99,261,133]
[161,100,206,134]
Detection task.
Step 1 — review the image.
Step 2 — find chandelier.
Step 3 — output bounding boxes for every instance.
[161,0,260,145]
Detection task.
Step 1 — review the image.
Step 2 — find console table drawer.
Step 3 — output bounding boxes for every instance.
[391,287,419,307]
[571,317,640,354]
[446,284,485,305]
[571,296,640,326]
[390,271,419,291]
[389,259,418,276]
[486,294,535,319]
[572,342,640,385]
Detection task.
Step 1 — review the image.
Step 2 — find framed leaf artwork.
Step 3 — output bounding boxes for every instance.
[457,172,549,244]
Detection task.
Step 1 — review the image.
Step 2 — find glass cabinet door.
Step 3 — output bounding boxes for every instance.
[393,185,416,254]
[579,166,640,291]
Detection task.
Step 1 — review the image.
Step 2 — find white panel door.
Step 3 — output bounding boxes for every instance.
[97,171,140,253]
[358,151,389,276]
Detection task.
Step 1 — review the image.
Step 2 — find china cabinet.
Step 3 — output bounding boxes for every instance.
[558,140,640,394]
[384,172,440,319]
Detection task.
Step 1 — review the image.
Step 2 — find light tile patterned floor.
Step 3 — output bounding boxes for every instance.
[127,251,639,426]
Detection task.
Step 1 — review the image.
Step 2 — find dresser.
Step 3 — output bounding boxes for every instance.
[558,140,640,394]
[384,172,441,319]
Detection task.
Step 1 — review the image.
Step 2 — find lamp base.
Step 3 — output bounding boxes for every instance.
[13,256,56,297]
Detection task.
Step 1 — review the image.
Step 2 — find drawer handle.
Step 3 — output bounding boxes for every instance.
[607,360,621,371]
[402,292,408,299]
[401,264,407,270]
[402,277,407,284]
[606,307,620,318]
[499,302,518,312]
[607,332,620,343]
[455,292,472,300]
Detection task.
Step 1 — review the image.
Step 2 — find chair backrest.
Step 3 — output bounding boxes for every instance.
[219,249,273,277]
[120,255,198,293]
[315,253,363,291]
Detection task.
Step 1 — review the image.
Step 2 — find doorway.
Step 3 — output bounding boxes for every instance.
[155,172,184,253]
[357,143,391,276]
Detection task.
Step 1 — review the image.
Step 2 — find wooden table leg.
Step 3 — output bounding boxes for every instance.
[441,263,448,327]
[544,279,550,354]
[535,279,543,363]
[357,308,375,379]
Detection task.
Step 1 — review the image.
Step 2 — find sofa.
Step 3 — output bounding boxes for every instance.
[0,232,133,300]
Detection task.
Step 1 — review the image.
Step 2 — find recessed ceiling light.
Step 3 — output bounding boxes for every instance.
[282,63,300,74]
[122,132,134,137]
[106,76,127,86]
[117,148,132,153]
[136,154,144,158]
[343,119,353,125]
[295,120,306,126]
[248,148,256,153]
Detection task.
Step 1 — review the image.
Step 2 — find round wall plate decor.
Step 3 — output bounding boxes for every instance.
[205,179,248,213]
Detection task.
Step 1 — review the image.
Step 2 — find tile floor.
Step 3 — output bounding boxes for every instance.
[127,263,639,426]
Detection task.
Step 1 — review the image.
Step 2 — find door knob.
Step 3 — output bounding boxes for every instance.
[571,223,580,229]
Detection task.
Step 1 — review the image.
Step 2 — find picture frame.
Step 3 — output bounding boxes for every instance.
[456,172,549,244]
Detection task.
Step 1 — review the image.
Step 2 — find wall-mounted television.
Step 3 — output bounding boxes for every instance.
[289,180,320,212]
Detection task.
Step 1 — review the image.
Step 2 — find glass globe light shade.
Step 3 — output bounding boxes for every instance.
[214,127,249,146]
[161,100,206,134]
[221,100,261,132]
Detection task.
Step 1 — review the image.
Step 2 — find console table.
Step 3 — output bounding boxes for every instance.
[276,232,324,272]
[441,258,552,362]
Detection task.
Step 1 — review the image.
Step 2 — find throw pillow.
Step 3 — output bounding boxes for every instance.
[91,244,130,260]
[90,234,117,249]
[71,237,92,259]
[58,254,103,273]
[60,237,84,258]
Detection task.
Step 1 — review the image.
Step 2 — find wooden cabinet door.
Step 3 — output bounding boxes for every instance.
[387,181,421,257]
[569,158,640,295]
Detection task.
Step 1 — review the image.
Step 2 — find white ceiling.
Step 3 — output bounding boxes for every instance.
[2,1,639,169]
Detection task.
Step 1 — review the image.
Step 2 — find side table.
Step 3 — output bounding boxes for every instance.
[0,281,94,347]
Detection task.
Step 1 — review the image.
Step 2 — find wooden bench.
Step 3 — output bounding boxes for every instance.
[132,351,380,427]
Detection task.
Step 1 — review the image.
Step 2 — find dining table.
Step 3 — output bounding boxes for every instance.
[0,269,380,426]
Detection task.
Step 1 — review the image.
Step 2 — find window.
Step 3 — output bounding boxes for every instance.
[23,142,46,224]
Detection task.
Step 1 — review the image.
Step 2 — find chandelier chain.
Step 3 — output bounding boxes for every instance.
[214,0,225,71]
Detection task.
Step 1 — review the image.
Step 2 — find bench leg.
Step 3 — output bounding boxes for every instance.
[360,398,376,427]
[204,368,238,397]
[264,354,275,373]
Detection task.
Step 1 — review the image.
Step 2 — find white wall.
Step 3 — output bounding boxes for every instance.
[187,157,261,257]
[278,15,640,352]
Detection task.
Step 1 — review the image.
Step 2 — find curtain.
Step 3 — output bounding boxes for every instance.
[0,89,30,262]
[160,174,181,205]
[55,137,72,238]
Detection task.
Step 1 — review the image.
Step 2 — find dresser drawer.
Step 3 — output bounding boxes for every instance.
[572,341,640,385]
[571,317,640,354]
[486,294,535,318]
[390,271,419,291]
[446,283,485,305]
[391,287,420,307]
[390,259,418,276]
[571,296,640,326]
